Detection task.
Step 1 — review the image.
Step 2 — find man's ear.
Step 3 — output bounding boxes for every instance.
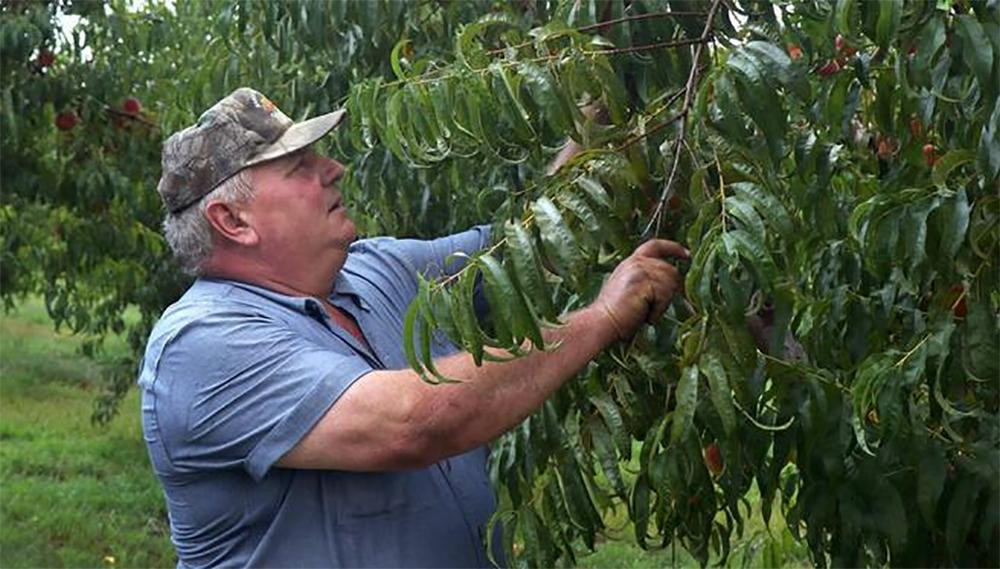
[204,201,258,247]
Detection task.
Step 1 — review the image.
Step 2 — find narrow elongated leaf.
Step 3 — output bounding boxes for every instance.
[589,391,630,457]
[701,353,737,436]
[403,299,427,380]
[946,478,982,559]
[724,196,767,243]
[493,63,537,145]
[931,149,976,187]
[476,254,516,347]
[532,196,582,279]
[575,175,612,211]
[875,481,908,550]
[557,191,602,242]
[934,188,971,261]
[589,57,627,125]
[631,474,651,549]
[955,15,994,93]
[670,365,699,445]
[504,220,556,320]
[835,0,856,37]
[520,62,574,136]
[875,0,900,50]
[588,416,627,498]
[731,182,794,239]
[744,41,794,87]
[721,229,778,292]
[917,444,948,527]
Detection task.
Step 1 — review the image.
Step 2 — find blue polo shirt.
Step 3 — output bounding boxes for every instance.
[139,226,504,568]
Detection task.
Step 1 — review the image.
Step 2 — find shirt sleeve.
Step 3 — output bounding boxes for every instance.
[149,306,373,482]
[390,224,493,279]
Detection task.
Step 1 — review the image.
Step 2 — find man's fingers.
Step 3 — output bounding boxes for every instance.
[634,239,690,261]
[647,278,679,323]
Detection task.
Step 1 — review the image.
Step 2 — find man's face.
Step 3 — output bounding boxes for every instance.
[245,147,356,273]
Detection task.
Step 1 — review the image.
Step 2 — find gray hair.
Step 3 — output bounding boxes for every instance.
[162,169,256,275]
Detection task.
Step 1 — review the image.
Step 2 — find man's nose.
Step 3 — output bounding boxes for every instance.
[323,156,345,185]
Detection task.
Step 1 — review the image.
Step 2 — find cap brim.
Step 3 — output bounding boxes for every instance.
[246,109,346,167]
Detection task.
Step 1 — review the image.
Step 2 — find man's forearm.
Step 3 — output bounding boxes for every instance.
[413,304,618,461]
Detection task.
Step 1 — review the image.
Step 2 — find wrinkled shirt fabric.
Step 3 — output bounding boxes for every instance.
[139,227,504,568]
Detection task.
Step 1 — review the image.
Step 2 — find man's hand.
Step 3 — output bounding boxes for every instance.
[595,239,689,341]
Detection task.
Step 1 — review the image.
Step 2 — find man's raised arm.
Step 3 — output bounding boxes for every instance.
[278,239,687,472]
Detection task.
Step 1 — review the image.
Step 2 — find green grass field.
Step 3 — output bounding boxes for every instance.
[0,298,809,568]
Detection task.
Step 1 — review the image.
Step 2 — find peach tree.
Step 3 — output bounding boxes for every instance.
[1,0,997,566]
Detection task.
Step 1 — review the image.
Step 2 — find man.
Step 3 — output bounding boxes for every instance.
[140,87,686,568]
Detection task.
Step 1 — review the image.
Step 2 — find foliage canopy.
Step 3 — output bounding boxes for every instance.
[1,0,997,566]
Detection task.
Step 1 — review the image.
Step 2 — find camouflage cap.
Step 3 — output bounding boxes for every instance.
[157,87,346,214]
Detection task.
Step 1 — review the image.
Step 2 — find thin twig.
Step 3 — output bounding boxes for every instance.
[583,36,708,56]
[895,333,931,368]
[485,10,709,55]
[105,106,158,128]
[384,38,704,90]
[614,110,685,152]
[576,11,708,33]
[641,0,723,238]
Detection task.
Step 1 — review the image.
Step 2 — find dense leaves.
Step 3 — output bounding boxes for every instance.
[2,0,998,567]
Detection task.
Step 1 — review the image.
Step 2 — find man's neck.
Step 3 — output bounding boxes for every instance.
[202,253,339,301]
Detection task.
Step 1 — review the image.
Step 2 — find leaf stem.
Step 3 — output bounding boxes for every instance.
[894,333,931,368]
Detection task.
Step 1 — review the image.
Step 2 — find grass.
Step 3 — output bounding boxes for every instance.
[0,298,174,568]
[0,298,810,568]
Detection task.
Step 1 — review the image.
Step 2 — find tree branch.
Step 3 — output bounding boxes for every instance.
[642,0,723,238]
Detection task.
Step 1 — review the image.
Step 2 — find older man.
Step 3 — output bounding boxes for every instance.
[140,88,686,568]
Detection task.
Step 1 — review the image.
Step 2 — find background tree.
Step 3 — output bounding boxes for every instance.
[1,0,997,566]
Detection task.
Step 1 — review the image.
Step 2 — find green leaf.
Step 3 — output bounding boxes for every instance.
[589,391,630,457]
[476,254,516,347]
[744,41,794,87]
[874,481,908,551]
[390,37,411,80]
[701,353,737,437]
[721,229,778,293]
[731,182,794,240]
[933,187,971,261]
[946,478,982,559]
[875,0,901,50]
[448,273,485,365]
[556,456,599,534]
[589,57,627,125]
[931,149,976,187]
[917,444,948,527]
[588,416,627,498]
[954,15,994,94]
[724,196,767,243]
[493,63,537,145]
[835,0,856,37]
[531,196,582,279]
[402,299,427,379]
[727,52,786,164]
[504,220,556,321]
[978,102,1000,182]
[520,62,574,137]
[631,474,651,549]
[557,191,602,241]
[670,365,699,445]
[575,176,611,210]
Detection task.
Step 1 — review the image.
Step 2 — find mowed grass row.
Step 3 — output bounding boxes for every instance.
[0,299,174,568]
[0,298,808,568]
